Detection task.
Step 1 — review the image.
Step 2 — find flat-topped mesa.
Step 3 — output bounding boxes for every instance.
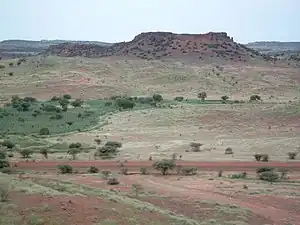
[43,31,269,61]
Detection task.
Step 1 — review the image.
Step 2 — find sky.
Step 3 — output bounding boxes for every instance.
[1,0,299,44]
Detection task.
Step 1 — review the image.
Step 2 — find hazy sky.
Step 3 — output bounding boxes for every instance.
[1,0,299,43]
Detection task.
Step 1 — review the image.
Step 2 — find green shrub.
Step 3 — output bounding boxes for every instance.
[180,167,197,175]
[42,104,58,112]
[1,140,15,149]
[256,167,274,174]
[250,95,261,101]
[39,128,50,135]
[0,64,5,69]
[107,177,119,185]
[9,62,14,67]
[288,152,297,160]
[197,92,207,101]
[140,167,147,175]
[94,139,102,145]
[23,97,37,102]
[69,142,82,149]
[63,94,72,100]
[0,186,9,202]
[115,98,135,109]
[221,95,229,101]
[153,94,163,102]
[224,147,233,154]
[8,72,14,76]
[153,159,176,175]
[259,171,279,183]
[88,166,99,173]
[71,99,83,107]
[231,172,247,179]
[0,168,12,174]
[105,141,122,148]
[19,149,33,158]
[174,96,184,101]
[50,96,61,101]
[57,164,73,174]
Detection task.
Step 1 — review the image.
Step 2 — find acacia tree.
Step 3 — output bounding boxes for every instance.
[197,92,207,101]
[153,159,176,175]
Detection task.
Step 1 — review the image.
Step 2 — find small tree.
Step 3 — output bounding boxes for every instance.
[153,159,176,175]
[197,92,207,101]
[40,148,49,159]
[132,184,143,197]
[250,95,261,101]
[9,62,14,67]
[224,147,233,155]
[19,149,33,159]
[221,95,229,102]
[153,94,163,102]
[288,152,297,160]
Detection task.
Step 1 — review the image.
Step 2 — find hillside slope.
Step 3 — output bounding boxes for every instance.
[0,39,112,59]
[44,32,271,62]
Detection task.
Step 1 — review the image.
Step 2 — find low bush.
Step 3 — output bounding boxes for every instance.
[115,98,135,109]
[39,128,50,135]
[102,170,110,179]
[256,167,274,174]
[57,164,73,174]
[174,96,184,101]
[1,140,15,149]
[180,167,197,175]
[140,167,147,175]
[258,171,279,183]
[69,142,82,149]
[288,152,297,160]
[231,172,247,179]
[153,159,176,175]
[224,147,233,154]
[87,166,99,173]
[107,177,119,185]
[153,94,163,102]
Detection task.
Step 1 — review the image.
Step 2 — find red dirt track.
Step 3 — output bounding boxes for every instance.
[15,160,300,171]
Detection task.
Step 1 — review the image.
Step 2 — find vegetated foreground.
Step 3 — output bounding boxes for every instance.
[2,161,300,225]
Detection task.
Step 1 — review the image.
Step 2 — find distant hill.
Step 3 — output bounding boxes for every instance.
[44,31,271,62]
[0,39,112,59]
[245,41,300,62]
[245,41,300,54]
